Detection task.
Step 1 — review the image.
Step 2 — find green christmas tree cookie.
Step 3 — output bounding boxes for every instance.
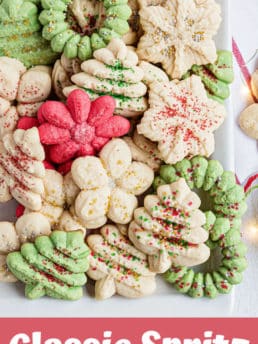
[0,0,59,67]
[7,230,90,300]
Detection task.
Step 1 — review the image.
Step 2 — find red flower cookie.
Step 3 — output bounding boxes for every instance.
[34,90,130,164]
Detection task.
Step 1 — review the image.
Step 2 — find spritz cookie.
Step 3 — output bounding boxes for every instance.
[39,0,131,60]
[64,38,148,117]
[0,128,45,211]
[129,178,210,273]
[0,57,51,138]
[87,225,156,299]
[137,76,226,164]
[137,0,221,79]
[71,138,154,228]
[7,230,90,300]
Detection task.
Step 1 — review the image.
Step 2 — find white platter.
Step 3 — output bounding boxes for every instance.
[0,0,236,317]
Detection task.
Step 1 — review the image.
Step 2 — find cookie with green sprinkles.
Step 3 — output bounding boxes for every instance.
[7,230,90,300]
[39,0,131,61]
[153,156,248,298]
[87,225,156,300]
[63,38,148,117]
[184,50,234,103]
[128,178,211,274]
[0,0,59,67]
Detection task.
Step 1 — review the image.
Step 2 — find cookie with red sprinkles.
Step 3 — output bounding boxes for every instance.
[137,75,226,164]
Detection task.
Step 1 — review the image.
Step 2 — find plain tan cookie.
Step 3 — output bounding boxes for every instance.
[123,130,162,170]
[251,69,258,99]
[24,169,65,226]
[52,54,81,100]
[239,103,258,139]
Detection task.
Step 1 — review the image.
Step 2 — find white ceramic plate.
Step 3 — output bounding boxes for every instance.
[0,0,236,317]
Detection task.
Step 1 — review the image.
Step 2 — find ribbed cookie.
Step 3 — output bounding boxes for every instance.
[7,230,89,300]
[153,156,248,298]
[129,178,210,273]
[87,225,156,299]
[64,38,148,117]
[0,0,58,67]
[39,0,131,60]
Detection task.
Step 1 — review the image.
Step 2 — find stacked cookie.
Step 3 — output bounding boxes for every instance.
[0,0,247,302]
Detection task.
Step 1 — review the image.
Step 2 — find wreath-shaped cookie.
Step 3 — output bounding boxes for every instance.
[39,0,131,60]
[153,156,248,298]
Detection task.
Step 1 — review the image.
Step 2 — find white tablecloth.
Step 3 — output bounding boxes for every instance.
[231,0,258,316]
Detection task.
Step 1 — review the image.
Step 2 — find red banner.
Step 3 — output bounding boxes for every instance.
[0,318,255,344]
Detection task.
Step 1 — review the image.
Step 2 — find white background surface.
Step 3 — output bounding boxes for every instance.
[230,0,258,317]
[1,0,258,317]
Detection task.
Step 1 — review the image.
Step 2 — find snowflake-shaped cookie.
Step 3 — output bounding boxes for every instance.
[71,138,154,228]
[137,76,226,164]
[137,0,221,79]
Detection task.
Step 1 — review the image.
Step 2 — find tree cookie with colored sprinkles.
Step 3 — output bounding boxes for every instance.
[7,230,90,300]
[87,224,156,299]
[0,128,46,211]
[128,178,210,273]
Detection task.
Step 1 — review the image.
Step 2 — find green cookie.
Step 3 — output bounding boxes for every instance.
[0,0,59,67]
[156,156,248,299]
[7,230,90,300]
[39,0,131,60]
[184,51,234,103]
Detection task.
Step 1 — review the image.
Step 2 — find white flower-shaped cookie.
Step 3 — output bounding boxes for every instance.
[87,225,156,299]
[71,138,154,228]
[129,178,210,273]
[137,76,226,164]
[137,0,221,79]
[0,128,46,211]
[0,57,52,138]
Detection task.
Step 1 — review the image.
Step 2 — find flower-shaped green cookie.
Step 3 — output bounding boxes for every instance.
[7,230,90,300]
[0,0,59,67]
[39,0,131,60]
